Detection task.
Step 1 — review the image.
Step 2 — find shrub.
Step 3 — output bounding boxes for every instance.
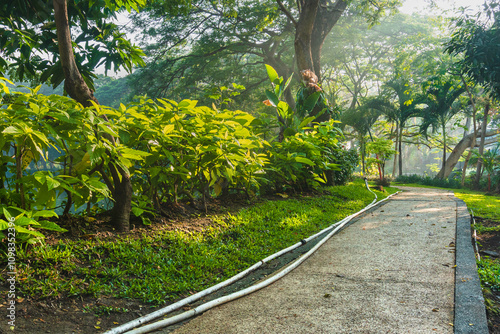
[265,121,357,191]
[395,174,462,189]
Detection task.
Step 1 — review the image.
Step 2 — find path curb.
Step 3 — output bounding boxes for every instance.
[453,197,489,334]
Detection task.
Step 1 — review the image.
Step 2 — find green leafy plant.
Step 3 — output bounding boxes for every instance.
[0,207,66,244]
[366,137,397,182]
[265,121,353,191]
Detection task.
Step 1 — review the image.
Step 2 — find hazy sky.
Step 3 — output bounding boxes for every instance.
[399,0,485,15]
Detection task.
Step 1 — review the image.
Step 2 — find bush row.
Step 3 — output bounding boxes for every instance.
[0,78,358,243]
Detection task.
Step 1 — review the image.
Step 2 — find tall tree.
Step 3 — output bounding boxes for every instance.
[280,0,399,80]
[321,13,444,111]
[418,75,465,178]
[445,0,500,188]
[128,0,297,108]
[368,78,424,177]
[341,104,381,175]
[128,0,400,113]
[1,0,146,231]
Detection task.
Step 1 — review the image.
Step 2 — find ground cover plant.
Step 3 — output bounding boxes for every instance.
[0,180,395,333]
[394,180,500,331]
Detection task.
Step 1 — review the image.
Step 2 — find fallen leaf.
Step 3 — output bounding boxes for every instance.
[432,308,439,312]
[323,294,331,298]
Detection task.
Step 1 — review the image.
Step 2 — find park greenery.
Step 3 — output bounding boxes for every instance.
[13,181,394,304]
[0,0,500,326]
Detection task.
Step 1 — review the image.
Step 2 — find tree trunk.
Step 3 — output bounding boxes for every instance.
[392,123,398,178]
[109,163,132,232]
[440,121,447,178]
[398,123,403,177]
[53,0,131,231]
[474,101,490,189]
[294,0,319,74]
[460,76,478,186]
[53,0,98,108]
[294,1,347,75]
[310,0,347,81]
[360,135,366,176]
[436,130,497,179]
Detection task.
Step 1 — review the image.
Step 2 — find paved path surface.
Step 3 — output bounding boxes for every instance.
[171,187,459,333]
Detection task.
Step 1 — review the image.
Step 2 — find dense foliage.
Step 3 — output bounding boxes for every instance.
[395,174,463,189]
[0,77,358,244]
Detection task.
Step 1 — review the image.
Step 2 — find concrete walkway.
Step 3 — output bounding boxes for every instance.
[168,187,480,333]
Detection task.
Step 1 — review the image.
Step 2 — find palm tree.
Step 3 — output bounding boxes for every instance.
[418,75,466,179]
[470,144,500,191]
[341,105,381,175]
[362,78,423,177]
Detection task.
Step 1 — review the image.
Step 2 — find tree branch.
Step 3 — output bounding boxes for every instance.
[277,0,298,26]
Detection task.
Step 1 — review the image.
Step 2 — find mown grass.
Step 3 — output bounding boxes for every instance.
[3,180,396,306]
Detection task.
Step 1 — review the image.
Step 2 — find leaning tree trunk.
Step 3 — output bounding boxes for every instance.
[460,76,478,186]
[436,130,498,179]
[53,0,131,231]
[474,101,490,189]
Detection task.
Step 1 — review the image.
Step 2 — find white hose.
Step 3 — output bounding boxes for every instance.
[105,185,396,334]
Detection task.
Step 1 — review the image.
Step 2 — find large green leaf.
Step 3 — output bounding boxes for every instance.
[33,210,59,219]
[0,219,9,231]
[14,225,45,238]
[295,156,315,166]
[265,90,279,107]
[302,91,322,112]
[35,221,67,233]
[265,64,279,84]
